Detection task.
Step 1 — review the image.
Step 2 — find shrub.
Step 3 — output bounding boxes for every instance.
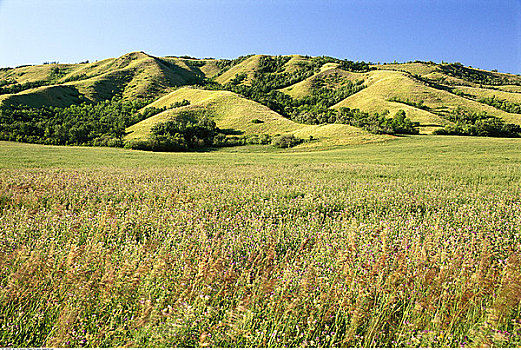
[271,134,303,148]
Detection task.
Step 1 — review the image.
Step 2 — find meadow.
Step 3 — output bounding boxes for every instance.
[0,136,520,347]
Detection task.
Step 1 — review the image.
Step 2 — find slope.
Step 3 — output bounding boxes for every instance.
[0,52,206,107]
[214,55,264,85]
[331,70,521,131]
[0,85,83,108]
[214,54,314,85]
[125,87,392,148]
[280,65,365,99]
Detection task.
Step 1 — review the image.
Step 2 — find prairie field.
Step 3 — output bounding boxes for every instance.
[0,136,520,347]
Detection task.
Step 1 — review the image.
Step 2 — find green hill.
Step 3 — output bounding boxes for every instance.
[331,70,521,131]
[0,52,210,106]
[1,52,520,148]
[279,63,521,134]
[126,87,391,148]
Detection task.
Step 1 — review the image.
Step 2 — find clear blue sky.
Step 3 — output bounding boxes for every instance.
[1,0,520,73]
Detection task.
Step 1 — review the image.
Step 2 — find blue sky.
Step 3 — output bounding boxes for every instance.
[0,0,520,73]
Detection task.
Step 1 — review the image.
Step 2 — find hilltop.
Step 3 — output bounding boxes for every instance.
[1,52,520,150]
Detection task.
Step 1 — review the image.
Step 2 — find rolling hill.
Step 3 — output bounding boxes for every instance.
[0,51,215,106]
[126,87,391,149]
[1,51,521,149]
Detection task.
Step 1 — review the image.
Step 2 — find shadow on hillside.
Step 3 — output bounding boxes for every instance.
[219,128,244,135]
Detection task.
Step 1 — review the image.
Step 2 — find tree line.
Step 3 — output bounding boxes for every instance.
[433,108,521,137]
[0,97,154,146]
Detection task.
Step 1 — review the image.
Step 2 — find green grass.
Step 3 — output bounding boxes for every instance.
[1,137,521,347]
[2,135,521,170]
[0,52,207,106]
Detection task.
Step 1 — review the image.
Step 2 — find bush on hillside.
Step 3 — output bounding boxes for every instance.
[271,134,303,148]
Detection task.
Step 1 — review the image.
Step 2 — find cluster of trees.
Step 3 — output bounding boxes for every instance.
[450,88,474,98]
[341,108,419,134]
[440,63,519,86]
[126,109,300,151]
[127,110,218,151]
[48,67,69,82]
[290,108,419,135]
[338,60,372,72]
[388,97,428,110]
[434,109,521,137]
[477,96,521,114]
[257,56,291,73]
[0,80,50,95]
[271,134,303,148]
[213,133,273,147]
[298,56,373,73]
[0,97,153,146]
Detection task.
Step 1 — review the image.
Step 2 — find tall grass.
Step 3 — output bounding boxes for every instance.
[0,137,520,347]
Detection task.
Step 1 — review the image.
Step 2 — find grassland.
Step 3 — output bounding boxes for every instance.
[0,136,520,347]
[125,87,391,148]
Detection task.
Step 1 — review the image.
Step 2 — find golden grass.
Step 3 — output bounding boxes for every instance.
[457,86,521,103]
[199,60,220,78]
[0,63,74,85]
[281,67,365,100]
[282,55,310,73]
[214,55,263,85]
[454,86,521,123]
[125,87,391,147]
[331,70,446,127]
[332,70,521,127]
[373,62,439,76]
[492,85,521,93]
[0,52,206,104]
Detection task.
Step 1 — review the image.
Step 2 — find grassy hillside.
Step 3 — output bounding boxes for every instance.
[1,52,520,144]
[281,65,364,99]
[280,65,521,134]
[214,54,315,85]
[0,85,83,108]
[456,85,521,103]
[214,55,264,85]
[126,87,391,148]
[0,52,209,106]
